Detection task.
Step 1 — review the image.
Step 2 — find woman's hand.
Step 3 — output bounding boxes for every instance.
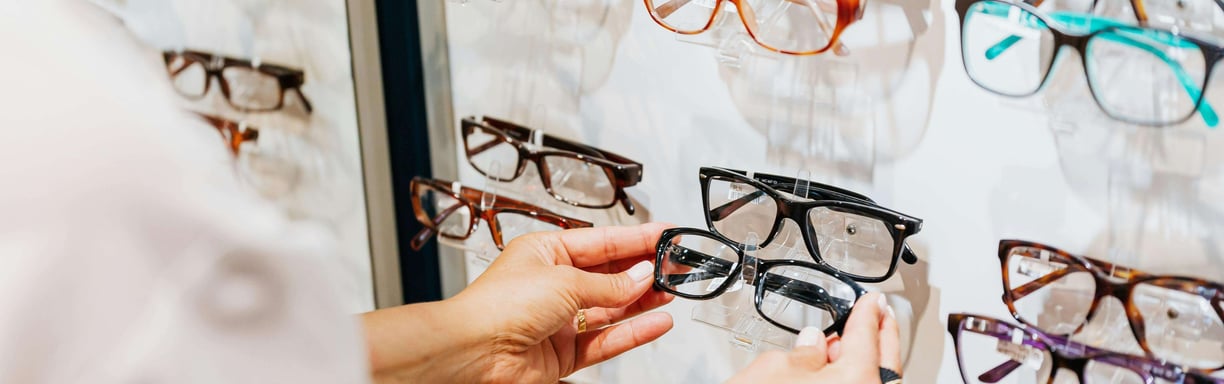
[362,223,675,383]
[726,292,902,383]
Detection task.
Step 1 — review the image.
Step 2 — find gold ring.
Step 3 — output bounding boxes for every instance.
[576,309,588,332]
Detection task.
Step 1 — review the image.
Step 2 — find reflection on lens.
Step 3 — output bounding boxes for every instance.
[1085,27,1205,125]
[955,322,1054,384]
[168,58,207,98]
[758,265,856,332]
[809,207,892,278]
[961,1,1056,96]
[745,0,838,53]
[706,177,778,245]
[416,186,472,238]
[494,211,562,248]
[1132,280,1224,369]
[658,232,740,297]
[465,127,520,180]
[221,67,282,110]
[646,0,717,32]
[1083,360,1147,384]
[1005,247,1094,335]
[543,155,616,206]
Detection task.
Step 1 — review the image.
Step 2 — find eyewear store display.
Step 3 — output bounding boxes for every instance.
[409,0,1224,383]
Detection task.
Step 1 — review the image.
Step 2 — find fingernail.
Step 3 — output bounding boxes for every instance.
[794,327,824,348]
[627,260,653,282]
[886,305,896,320]
[877,293,890,313]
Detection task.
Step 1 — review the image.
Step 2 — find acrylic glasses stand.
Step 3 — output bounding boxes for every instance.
[1044,72,1224,357]
[673,10,878,190]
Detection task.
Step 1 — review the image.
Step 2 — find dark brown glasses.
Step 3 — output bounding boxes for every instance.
[642,0,865,55]
[195,113,259,156]
[460,116,643,215]
[998,239,1224,370]
[410,177,594,251]
[163,49,314,113]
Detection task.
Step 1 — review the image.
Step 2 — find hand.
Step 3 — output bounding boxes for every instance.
[362,223,675,383]
[726,292,902,383]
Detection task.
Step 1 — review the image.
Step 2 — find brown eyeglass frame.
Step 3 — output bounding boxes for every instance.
[460,116,643,215]
[641,0,865,55]
[409,177,594,251]
[163,49,314,113]
[195,113,260,156]
[998,239,1224,370]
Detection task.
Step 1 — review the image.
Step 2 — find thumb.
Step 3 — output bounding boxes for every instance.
[788,327,829,372]
[833,293,885,371]
[566,260,655,310]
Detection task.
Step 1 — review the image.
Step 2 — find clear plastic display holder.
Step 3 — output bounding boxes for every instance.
[691,175,816,351]
[1044,60,1217,357]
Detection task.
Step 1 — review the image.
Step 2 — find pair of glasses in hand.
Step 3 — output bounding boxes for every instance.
[947,313,1222,384]
[700,166,923,282]
[653,227,867,335]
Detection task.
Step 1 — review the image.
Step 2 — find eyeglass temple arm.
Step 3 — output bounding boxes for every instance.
[977,360,1023,383]
[294,88,314,113]
[410,203,467,251]
[977,9,1218,127]
[1007,265,1076,300]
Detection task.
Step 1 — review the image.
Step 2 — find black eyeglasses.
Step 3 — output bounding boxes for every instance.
[461,116,643,215]
[163,49,314,113]
[947,313,1223,384]
[653,227,867,335]
[699,167,922,282]
[955,0,1222,127]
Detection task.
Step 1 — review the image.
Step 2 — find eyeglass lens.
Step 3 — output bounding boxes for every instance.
[415,184,474,238]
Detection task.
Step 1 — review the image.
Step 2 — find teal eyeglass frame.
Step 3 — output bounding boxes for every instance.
[955,0,1223,128]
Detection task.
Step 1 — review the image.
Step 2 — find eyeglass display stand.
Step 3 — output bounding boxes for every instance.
[1045,82,1213,355]
[690,177,815,352]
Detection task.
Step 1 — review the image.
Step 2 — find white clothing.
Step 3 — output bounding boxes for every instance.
[0,2,368,383]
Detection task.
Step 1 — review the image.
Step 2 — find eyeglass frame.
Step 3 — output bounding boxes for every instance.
[699,166,922,283]
[409,177,594,251]
[640,0,866,56]
[998,239,1224,370]
[460,116,643,215]
[954,0,1223,127]
[163,49,315,113]
[653,227,868,335]
[946,313,1221,384]
[195,113,260,156]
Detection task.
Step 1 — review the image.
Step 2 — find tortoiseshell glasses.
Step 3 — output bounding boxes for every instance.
[700,166,922,282]
[196,113,259,156]
[409,177,594,251]
[998,240,1224,370]
[164,49,314,113]
[461,116,643,215]
[641,0,865,55]
[947,313,1223,384]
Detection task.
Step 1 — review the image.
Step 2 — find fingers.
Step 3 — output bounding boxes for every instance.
[832,292,885,371]
[548,223,671,268]
[878,299,902,374]
[788,327,829,371]
[579,289,675,331]
[566,260,656,310]
[572,312,673,371]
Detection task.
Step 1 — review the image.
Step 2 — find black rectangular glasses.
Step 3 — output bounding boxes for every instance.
[699,166,923,282]
[653,227,868,335]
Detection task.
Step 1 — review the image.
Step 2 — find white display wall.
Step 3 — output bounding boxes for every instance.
[440,0,1224,382]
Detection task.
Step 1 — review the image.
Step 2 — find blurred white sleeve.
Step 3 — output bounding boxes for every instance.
[0,2,369,383]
